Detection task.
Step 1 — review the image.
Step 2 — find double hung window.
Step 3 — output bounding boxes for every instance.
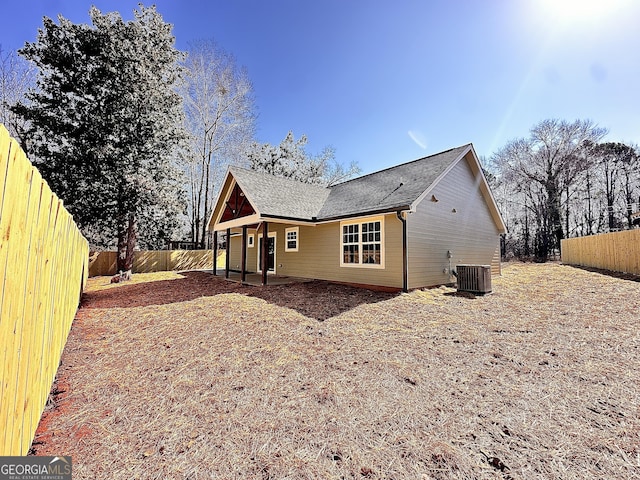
[340,217,384,267]
[285,227,299,252]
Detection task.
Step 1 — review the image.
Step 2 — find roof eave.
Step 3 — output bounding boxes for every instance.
[206,167,235,232]
[317,205,412,223]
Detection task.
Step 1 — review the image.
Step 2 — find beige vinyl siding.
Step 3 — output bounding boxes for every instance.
[407,153,501,289]
[226,214,403,288]
[228,229,258,272]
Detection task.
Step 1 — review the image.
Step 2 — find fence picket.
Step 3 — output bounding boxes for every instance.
[0,125,88,455]
[89,249,214,277]
[561,230,640,276]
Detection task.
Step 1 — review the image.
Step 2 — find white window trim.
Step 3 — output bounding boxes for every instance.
[257,232,277,274]
[285,227,299,252]
[247,234,255,248]
[339,215,385,269]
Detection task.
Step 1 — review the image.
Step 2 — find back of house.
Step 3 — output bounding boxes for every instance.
[208,143,506,291]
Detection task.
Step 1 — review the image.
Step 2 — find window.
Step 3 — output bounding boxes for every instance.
[342,224,359,263]
[340,217,384,268]
[248,234,254,248]
[285,227,299,252]
[362,221,381,264]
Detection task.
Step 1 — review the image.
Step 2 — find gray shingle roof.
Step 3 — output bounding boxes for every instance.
[318,144,469,219]
[229,166,331,220]
[228,144,470,221]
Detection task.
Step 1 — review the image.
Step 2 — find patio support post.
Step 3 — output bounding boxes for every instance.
[261,222,269,285]
[213,231,218,275]
[225,228,230,279]
[241,225,247,283]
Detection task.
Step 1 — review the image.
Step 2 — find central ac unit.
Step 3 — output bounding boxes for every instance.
[456,264,492,294]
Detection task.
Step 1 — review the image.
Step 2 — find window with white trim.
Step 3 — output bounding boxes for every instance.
[248,234,254,248]
[285,227,299,252]
[362,221,381,264]
[341,217,384,267]
[342,224,359,263]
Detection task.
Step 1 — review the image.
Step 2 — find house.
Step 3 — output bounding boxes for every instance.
[207,143,507,292]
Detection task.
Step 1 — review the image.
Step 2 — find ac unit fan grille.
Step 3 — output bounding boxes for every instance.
[457,264,492,294]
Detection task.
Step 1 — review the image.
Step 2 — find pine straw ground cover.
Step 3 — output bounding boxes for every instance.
[31,263,640,479]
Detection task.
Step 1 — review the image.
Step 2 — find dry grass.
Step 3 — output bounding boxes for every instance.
[31,263,640,479]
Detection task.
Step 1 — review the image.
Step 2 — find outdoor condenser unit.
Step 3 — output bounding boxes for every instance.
[456,264,492,294]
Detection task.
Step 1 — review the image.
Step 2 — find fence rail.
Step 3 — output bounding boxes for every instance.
[561,229,640,275]
[89,249,215,277]
[0,125,88,455]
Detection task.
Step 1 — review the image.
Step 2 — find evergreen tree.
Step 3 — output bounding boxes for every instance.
[248,131,359,186]
[14,6,186,277]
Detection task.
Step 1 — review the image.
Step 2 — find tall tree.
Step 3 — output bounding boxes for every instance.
[180,39,256,248]
[611,143,639,229]
[0,45,35,142]
[248,131,359,186]
[14,6,186,278]
[492,119,607,261]
[588,142,623,231]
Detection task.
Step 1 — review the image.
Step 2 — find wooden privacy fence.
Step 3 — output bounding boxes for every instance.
[0,125,88,455]
[89,249,214,277]
[561,229,640,275]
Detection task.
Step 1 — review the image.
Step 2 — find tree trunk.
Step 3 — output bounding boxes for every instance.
[624,175,634,229]
[538,180,561,262]
[200,153,211,248]
[116,213,137,280]
[585,171,593,236]
[523,208,530,257]
[565,184,570,240]
[607,193,615,231]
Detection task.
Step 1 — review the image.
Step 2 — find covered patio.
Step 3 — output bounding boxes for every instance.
[217,269,313,287]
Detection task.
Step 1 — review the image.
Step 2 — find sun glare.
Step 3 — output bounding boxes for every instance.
[540,0,631,25]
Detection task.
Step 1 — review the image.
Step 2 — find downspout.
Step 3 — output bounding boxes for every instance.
[396,211,408,293]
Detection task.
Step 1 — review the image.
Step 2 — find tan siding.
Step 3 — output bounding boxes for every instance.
[228,234,243,270]
[225,214,403,288]
[245,231,258,272]
[227,229,259,272]
[407,153,501,289]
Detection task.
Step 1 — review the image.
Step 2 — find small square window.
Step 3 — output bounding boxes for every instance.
[285,227,299,252]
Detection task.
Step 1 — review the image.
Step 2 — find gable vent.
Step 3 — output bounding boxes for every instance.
[456,264,492,294]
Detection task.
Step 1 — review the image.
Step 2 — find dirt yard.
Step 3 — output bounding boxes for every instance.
[31,263,640,479]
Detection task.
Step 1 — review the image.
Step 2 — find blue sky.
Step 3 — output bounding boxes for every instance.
[1,0,639,174]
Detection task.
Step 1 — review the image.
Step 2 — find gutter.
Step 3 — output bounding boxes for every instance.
[318,205,412,223]
[396,210,408,293]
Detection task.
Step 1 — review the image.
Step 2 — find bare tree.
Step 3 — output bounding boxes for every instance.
[613,143,639,229]
[492,119,607,261]
[0,45,35,142]
[181,40,256,248]
[588,141,624,231]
